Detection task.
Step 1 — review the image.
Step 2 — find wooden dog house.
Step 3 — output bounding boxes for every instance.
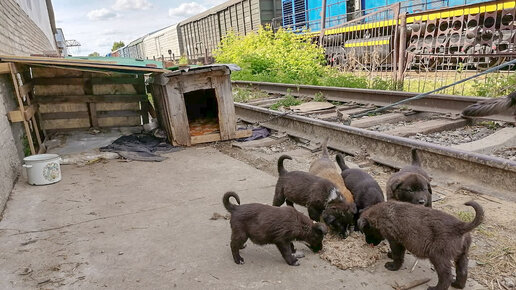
[150,65,251,146]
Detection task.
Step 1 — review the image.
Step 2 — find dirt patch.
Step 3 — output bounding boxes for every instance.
[320,232,389,270]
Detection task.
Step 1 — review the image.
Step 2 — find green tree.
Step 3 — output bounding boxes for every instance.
[112,41,125,51]
[88,52,100,57]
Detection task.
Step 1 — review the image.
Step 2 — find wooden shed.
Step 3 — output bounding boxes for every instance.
[0,55,165,154]
[150,64,250,146]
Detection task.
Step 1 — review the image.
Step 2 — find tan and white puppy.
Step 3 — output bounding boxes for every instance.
[309,138,357,235]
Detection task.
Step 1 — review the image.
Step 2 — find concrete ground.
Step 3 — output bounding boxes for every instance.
[0,146,484,289]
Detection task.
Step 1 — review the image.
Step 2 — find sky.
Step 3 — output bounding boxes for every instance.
[53,0,226,56]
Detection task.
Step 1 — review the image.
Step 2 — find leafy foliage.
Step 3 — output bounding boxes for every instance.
[270,94,302,110]
[214,26,326,85]
[88,52,100,57]
[470,73,516,97]
[112,41,125,52]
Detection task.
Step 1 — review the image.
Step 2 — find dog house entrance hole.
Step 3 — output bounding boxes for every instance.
[184,89,219,137]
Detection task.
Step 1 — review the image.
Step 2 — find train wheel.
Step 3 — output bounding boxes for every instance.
[466,45,506,71]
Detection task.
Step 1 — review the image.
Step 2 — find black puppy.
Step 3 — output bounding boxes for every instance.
[223,191,328,266]
[358,201,483,290]
[336,153,385,245]
[386,148,432,207]
[274,155,356,237]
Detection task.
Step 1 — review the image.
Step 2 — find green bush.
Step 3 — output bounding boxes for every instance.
[214,26,326,85]
[470,73,516,97]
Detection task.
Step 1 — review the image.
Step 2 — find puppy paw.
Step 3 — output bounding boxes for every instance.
[289,260,300,266]
[384,261,401,271]
[234,257,245,265]
[451,280,465,289]
[293,251,305,259]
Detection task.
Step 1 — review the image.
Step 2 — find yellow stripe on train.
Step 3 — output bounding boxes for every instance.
[343,39,390,47]
[406,0,515,23]
[322,0,516,36]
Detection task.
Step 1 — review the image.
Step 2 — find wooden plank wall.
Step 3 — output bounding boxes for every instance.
[32,67,148,131]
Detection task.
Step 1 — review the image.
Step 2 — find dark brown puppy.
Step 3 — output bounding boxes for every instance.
[386,148,432,207]
[274,155,356,237]
[223,191,328,266]
[358,200,484,290]
[336,154,384,245]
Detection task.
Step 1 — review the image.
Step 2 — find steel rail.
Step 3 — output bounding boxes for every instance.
[235,103,516,201]
[232,81,515,122]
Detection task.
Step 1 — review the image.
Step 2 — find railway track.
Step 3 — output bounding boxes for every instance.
[232,81,516,200]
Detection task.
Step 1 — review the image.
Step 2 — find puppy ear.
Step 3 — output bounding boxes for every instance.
[389,177,404,199]
[357,217,368,231]
[323,213,336,225]
[427,182,433,195]
[313,223,328,235]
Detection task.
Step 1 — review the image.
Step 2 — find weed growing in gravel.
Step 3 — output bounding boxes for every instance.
[233,87,268,103]
[270,94,302,110]
[313,92,326,102]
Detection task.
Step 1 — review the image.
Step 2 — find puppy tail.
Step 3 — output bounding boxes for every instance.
[223,191,240,213]
[462,91,516,117]
[321,137,330,158]
[460,201,484,234]
[411,148,421,167]
[335,153,349,171]
[277,155,292,176]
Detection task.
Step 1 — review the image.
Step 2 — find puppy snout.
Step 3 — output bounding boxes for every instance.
[418,199,426,205]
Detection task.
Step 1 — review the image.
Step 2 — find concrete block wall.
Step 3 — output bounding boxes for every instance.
[0,0,56,214]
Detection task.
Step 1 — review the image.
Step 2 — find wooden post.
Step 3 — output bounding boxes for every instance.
[214,70,236,140]
[84,73,98,128]
[165,78,191,146]
[397,13,408,90]
[9,63,35,155]
[318,0,327,45]
[392,3,401,86]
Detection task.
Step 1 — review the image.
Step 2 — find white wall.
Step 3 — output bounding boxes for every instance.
[14,0,56,50]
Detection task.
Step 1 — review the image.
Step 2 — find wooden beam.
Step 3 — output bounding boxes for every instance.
[9,63,35,154]
[97,110,142,118]
[0,63,10,74]
[41,111,89,120]
[7,110,24,122]
[35,94,146,104]
[7,105,36,122]
[41,110,142,120]
[91,77,143,85]
[33,77,144,86]
[19,82,33,96]
[34,77,86,85]
[190,129,251,145]
[23,105,36,120]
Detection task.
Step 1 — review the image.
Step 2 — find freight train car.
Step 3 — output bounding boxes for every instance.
[278,0,515,70]
[142,24,183,61]
[126,36,146,59]
[179,0,282,62]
